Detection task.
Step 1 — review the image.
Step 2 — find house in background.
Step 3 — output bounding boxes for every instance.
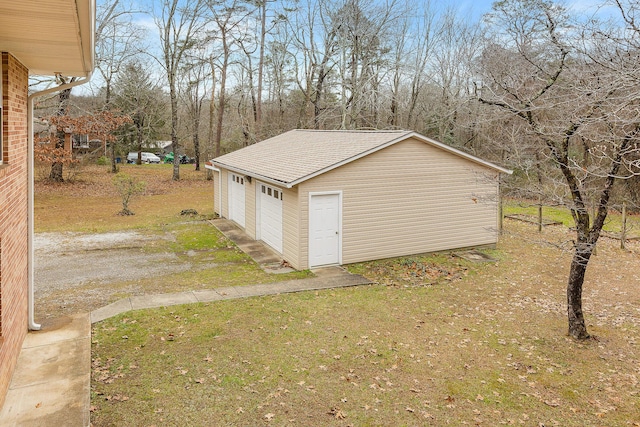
[34,119,104,157]
[207,129,512,270]
[0,0,94,409]
[149,140,173,156]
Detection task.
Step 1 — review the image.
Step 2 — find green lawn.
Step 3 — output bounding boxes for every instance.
[90,220,640,426]
[38,168,638,426]
[503,198,640,237]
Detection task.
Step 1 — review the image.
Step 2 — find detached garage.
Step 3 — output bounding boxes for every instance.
[207,130,511,270]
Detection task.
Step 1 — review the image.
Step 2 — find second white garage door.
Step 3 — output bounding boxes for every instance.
[258,183,283,253]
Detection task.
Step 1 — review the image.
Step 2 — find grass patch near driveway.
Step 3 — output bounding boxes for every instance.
[91,221,640,426]
[35,164,213,232]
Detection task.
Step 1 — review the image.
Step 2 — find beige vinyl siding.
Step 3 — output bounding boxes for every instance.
[220,169,229,219]
[213,170,221,215]
[282,186,300,269]
[245,178,256,238]
[298,137,499,268]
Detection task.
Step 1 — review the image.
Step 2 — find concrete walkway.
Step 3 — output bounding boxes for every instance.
[0,314,91,427]
[91,265,371,323]
[0,219,372,426]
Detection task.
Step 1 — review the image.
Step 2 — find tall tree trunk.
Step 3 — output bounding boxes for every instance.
[193,113,201,171]
[49,86,73,182]
[110,140,118,173]
[206,62,216,180]
[170,79,180,181]
[214,35,229,158]
[313,65,328,130]
[567,241,592,340]
[255,0,266,137]
[105,78,120,174]
[214,76,226,157]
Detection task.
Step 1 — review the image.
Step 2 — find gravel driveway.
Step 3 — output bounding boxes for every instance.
[34,231,193,320]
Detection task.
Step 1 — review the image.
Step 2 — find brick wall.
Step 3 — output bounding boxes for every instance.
[0,52,29,409]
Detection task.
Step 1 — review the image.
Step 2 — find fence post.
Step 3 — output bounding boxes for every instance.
[621,201,627,250]
[499,197,503,233]
[592,205,597,255]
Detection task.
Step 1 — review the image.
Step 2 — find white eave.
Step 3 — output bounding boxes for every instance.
[0,0,95,77]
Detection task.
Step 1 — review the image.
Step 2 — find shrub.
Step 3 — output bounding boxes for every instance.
[96,156,109,165]
[112,173,146,216]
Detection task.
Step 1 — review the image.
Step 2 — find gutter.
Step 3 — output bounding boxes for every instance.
[27,73,93,330]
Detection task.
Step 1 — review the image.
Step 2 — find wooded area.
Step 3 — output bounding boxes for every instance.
[34,0,640,339]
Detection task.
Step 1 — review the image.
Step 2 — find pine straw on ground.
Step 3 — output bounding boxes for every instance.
[90,220,640,427]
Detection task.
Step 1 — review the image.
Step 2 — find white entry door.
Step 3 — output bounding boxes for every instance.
[258,183,283,253]
[308,192,341,267]
[228,173,246,227]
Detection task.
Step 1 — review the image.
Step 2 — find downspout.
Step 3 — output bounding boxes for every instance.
[27,73,92,330]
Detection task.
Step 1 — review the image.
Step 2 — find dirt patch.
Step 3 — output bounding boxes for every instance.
[454,250,497,262]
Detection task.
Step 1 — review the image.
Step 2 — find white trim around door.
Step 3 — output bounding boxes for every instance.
[308,191,342,268]
[256,182,284,253]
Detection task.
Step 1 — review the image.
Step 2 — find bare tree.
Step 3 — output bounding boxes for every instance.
[478,0,640,340]
[404,4,439,130]
[95,0,144,108]
[288,0,339,129]
[208,0,252,156]
[332,0,399,129]
[180,50,211,169]
[430,8,483,145]
[155,0,207,180]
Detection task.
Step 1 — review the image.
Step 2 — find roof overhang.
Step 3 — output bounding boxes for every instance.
[211,131,513,188]
[210,161,293,188]
[204,161,220,172]
[0,0,95,77]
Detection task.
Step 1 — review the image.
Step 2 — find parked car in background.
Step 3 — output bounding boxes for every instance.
[161,152,195,164]
[127,152,161,164]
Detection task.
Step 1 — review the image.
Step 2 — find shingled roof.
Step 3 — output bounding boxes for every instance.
[210,129,511,187]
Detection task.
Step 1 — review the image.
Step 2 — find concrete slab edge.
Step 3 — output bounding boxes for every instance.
[90,277,373,323]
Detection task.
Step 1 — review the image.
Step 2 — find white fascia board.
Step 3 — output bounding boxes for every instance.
[211,162,292,188]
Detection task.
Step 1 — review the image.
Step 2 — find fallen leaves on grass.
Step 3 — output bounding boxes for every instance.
[105,394,129,402]
[328,407,347,419]
[358,256,469,287]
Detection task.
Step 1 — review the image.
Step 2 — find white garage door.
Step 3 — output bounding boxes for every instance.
[228,173,245,227]
[258,183,283,253]
[308,192,341,267]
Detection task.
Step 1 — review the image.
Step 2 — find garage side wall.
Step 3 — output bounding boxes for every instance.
[297,137,499,269]
[213,170,221,216]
